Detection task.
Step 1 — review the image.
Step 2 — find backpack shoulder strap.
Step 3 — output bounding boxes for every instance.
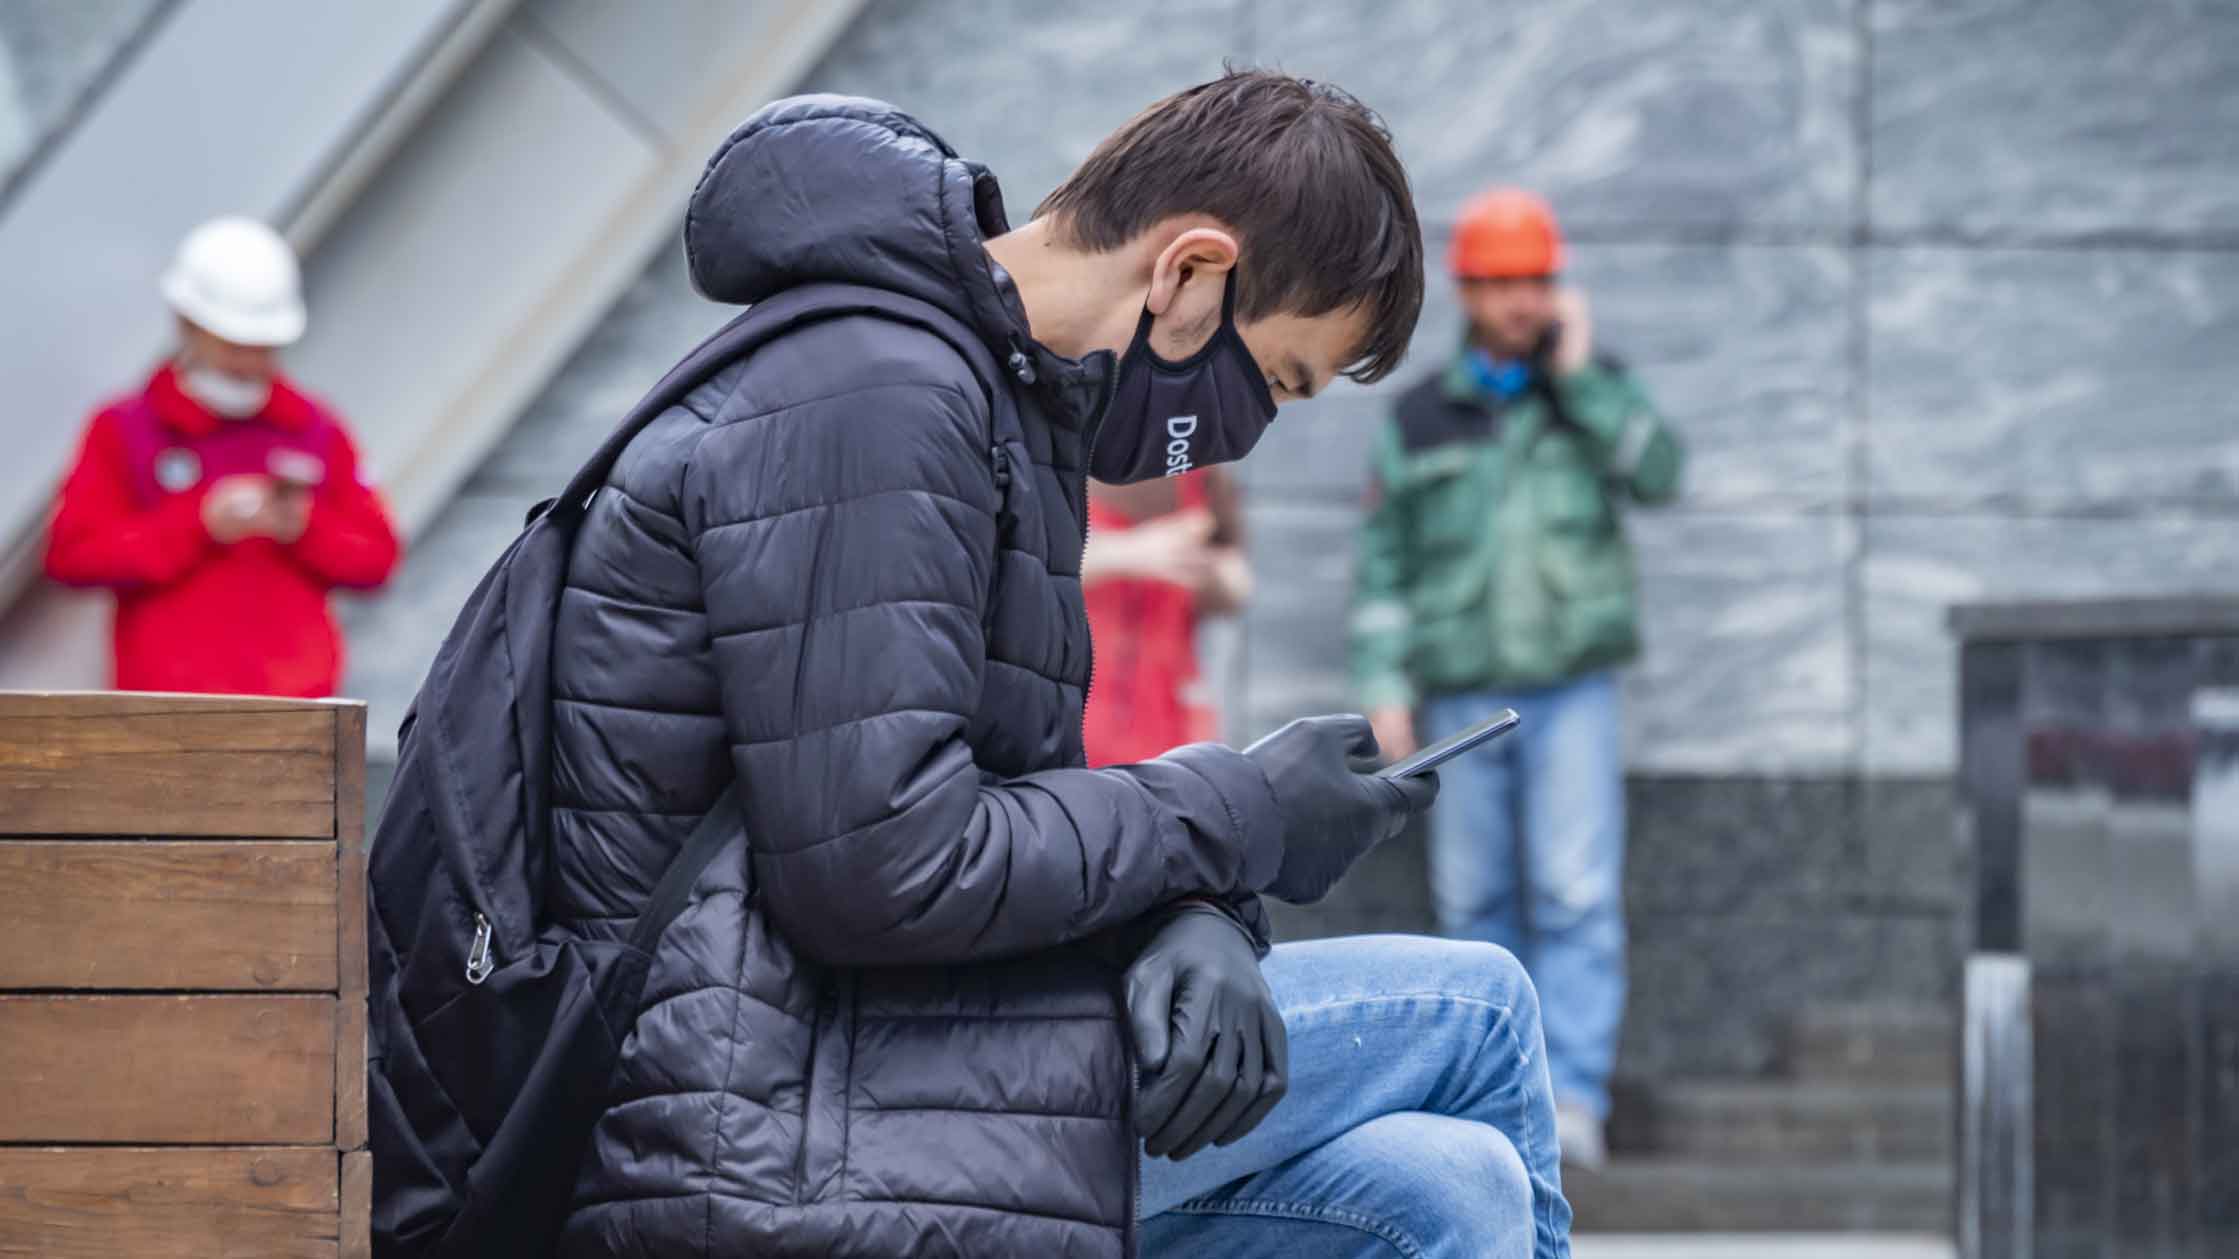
[547,284,1006,524]
[629,785,743,955]
[570,285,1010,953]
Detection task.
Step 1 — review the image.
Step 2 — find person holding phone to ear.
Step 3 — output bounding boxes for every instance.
[1350,188,1684,1170]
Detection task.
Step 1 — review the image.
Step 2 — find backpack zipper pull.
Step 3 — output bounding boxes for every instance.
[465,913,495,985]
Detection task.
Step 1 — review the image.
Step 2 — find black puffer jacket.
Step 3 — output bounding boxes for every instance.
[552,97,1285,1258]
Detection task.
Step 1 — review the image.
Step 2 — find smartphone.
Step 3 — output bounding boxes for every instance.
[1376,708,1521,779]
[267,450,326,495]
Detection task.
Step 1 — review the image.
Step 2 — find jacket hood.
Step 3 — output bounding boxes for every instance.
[686,96,1028,359]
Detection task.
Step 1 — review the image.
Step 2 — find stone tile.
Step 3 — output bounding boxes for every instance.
[473,233,724,494]
[1618,909,1956,1080]
[1862,515,2239,774]
[1859,774,1966,914]
[1255,0,1860,231]
[2029,961,2116,1255]
[804,0,1246,218]
[1867,248,2239,511]
[1625,773,1855,917]
[1871,0,2239,239]
[340,491,542,754]
[1238,503,1854,774]
[1628,512,1853,774]
[1236,499,1358,738]
[1246,243,1854,510]
[1574,1241,1954,1259]
[1572,244,1852,508]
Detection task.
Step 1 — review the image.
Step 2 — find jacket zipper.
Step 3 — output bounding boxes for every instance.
[1077,363,1116,763]
[1129,1060,1145,1252]
[1019,349,1137,1248]
[465,911,495,985]
[1080,369,1140,1251]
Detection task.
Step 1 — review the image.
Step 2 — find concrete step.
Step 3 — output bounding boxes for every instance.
[1567,1159,1952,1234]
[1787,1003,1955,1086]
[1574,1236,1954,1259]
[1611,1081,1954,1162]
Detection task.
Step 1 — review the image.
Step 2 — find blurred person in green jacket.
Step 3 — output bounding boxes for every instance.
[1350,188,1683,1168]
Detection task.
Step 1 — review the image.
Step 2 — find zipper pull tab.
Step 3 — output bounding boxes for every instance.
[465,913,495,985]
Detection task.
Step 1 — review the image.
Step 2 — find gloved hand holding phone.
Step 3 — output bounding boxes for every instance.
[1245,713,1439,904]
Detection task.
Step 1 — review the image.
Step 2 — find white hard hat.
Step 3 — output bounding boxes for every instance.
[160,216,307,347]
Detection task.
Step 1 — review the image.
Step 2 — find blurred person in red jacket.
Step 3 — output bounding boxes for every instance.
[45,217,400,697]
[1081,468,1250,765]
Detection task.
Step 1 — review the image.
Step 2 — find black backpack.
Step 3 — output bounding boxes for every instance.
[367,282,1003,1258]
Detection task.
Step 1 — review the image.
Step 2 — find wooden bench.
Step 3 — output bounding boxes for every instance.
[0,692,368,1258]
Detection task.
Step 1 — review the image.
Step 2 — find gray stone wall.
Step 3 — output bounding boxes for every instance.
[343,0,2239,1078]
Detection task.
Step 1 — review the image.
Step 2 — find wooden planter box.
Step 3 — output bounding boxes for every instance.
[0,692,369,1258]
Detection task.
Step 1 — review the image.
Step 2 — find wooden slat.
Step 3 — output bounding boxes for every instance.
[334,704,369,1150]
[0,699,336,838]
[0,692,351,718]
[0,842,336,990]
[0,1147,338,1258]
[335,996,367,1153]
[0,996,334,1143]
[339,1151,371,1259]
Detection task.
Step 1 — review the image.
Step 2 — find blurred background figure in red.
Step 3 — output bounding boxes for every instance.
[1082,469,1250,766]
[43,216,400,697]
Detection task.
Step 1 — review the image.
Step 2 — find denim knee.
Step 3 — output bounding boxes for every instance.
[1472,1125,1533,1248]
[1448,939,1539,1018]
[1367,1116,1534,1259]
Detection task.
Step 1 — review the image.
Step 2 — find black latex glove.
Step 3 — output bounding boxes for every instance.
[1246,714,1440,904]
[1127,906,1288,1161]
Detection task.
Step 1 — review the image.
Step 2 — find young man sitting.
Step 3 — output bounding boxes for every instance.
[551,72,1572,1259]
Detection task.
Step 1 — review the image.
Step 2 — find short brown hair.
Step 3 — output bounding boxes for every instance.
[1037,67,1424,385]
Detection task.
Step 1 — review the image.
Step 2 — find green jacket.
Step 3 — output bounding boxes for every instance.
[1350,349,1683,706]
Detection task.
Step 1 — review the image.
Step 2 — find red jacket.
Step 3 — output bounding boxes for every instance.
[45,364,402,697]
[1082,473,1221,766]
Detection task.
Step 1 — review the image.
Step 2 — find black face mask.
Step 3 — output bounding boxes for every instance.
[1090,273,1277,484]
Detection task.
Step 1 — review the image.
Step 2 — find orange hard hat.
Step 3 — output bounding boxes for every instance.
[1449,188,1564,279]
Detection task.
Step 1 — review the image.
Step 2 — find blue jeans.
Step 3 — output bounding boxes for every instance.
[1141,935,1571,1259]
[1422,672,1626,1120]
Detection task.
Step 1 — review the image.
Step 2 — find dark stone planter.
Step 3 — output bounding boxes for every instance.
[1952,597,2239,1259]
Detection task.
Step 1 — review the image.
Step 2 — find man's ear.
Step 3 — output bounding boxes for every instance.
[1144,225,1239,321]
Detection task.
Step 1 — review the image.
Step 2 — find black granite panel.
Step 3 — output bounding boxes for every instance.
[2104,641,2200,1254]
[2032,962,2114,1259]
[2198,969,2239,1253]
[2199,636,2239,691]
[1962,641,2026,950]
[2022,642,2118,1256]
[1860,775,1966,914]
[2189,659,2239,1254]
[1623,773,1855,917]
[2104,637,2201,804]
[1965,627,2239,1255]
[1620,910,1957,1081]
[2022,639,2111,791]
[1274,772,1964,1082]
[2110,961,2197,1254]
[1950,598,2239,644]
